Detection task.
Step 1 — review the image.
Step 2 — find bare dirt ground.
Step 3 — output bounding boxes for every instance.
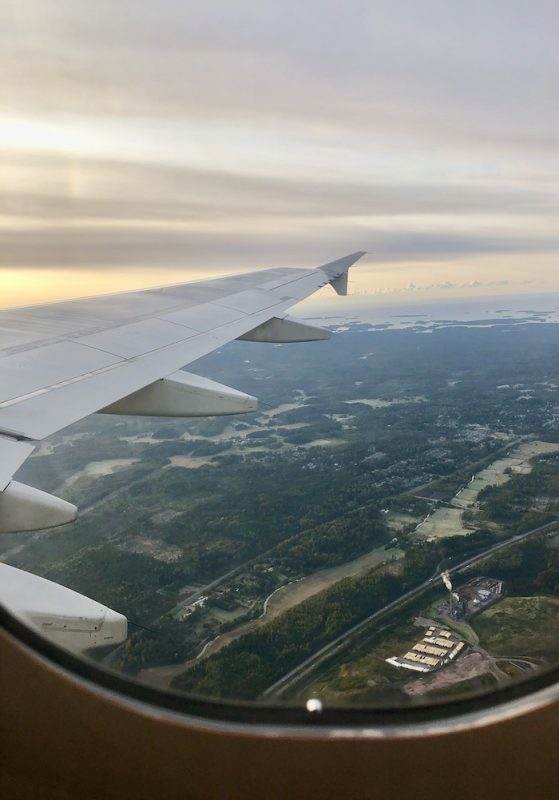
[65,457,139,486]
[167,455,215,469]
[403,651,494,697]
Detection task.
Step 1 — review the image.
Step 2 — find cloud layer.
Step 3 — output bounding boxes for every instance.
[1,2,558,298]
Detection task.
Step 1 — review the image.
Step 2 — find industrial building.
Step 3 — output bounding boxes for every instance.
[438,576,504,619]
[386,626,466,673]
[178,595,208,620]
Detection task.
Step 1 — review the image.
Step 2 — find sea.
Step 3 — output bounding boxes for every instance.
[296,291,559,331]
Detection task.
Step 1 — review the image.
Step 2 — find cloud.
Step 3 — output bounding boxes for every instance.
[3,1,559,155]
[1,151,555,223]
[1,151,558,272]
[1,217,557,271]
[353,277,522,296]
[1,2,559,295]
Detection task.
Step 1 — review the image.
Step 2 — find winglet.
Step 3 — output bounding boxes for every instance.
[318,251,366,296]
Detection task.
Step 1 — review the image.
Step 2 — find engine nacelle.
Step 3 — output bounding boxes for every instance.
[0,481,77,534]
[0,563,127,654]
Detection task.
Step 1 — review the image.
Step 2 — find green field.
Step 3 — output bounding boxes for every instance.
[473,596,559,661]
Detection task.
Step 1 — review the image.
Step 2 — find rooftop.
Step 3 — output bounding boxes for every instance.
[386,626,466,673]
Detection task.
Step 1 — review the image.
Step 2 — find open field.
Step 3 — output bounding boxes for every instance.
[167,455,216,469]
[417,440,559,540]
[65,458,139,486]
[344,396,427,409]
[472,596,559,663]
[416,507,471,540]
[453,441,559,509]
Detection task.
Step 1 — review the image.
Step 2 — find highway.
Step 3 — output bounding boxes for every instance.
[260,517,559,700]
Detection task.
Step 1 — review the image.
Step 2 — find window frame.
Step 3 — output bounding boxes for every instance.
[3,599,559,733]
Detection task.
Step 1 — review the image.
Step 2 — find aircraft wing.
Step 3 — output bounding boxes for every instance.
[0,251,365,533]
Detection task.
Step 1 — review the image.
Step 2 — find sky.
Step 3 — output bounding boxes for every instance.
[1,1,558,308]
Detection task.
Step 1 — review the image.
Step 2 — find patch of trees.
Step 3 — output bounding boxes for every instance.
[172,531,505,700]
[476,459,559,533]
[481,535,559,596]
[274,507,388,574]
[172,570,403,700]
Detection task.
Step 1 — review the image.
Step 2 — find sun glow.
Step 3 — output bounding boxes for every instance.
[0,267,219,309]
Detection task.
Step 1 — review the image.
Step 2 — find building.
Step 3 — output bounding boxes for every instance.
[386,626,466,673]
[178,595,208,620]
[438,576,504,619]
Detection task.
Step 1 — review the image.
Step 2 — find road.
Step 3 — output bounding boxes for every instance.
[100,434,535,669]
[166,438,529,621]
[260,518,559,700]
[117,463,450,632]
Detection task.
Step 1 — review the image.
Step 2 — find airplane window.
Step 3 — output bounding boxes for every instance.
[2,2,559,724]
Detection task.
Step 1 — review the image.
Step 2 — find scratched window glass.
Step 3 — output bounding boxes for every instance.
[2,2,559,711]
